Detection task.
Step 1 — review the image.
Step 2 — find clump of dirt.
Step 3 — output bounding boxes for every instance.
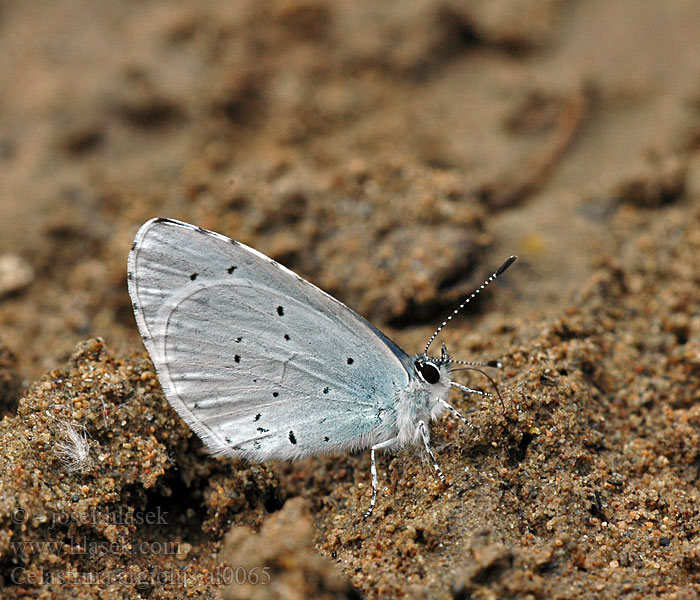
[221,497,360,600]
[0,339,283,597]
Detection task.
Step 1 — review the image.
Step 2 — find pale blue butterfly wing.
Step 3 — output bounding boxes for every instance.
[127,218,411,460]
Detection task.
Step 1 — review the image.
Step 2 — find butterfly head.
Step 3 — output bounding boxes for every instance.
[413,343,452,386]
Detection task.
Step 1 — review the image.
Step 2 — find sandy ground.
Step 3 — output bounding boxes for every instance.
[2,0,700,598]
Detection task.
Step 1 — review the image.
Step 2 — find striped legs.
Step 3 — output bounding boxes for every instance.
[418,420,445,484]
[363,403,473,518]
[364,437,398,519]
[439,398,474,430]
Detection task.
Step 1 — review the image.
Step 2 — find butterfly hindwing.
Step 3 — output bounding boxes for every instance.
[128,218,411,459]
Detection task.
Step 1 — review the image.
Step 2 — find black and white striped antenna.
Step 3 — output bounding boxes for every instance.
[424,255,517,354]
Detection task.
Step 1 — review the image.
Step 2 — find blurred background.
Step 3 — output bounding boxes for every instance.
[1,0,699,383]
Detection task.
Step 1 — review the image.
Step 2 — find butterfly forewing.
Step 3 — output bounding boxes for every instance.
[128,218,410,459]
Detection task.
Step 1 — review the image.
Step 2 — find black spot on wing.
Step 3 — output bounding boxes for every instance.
[254,413,261,421]
[190,273,198,280]
[235,337,242,343]
[257,427,269,433]
[288,431,297,444]
[227,265,237,274]
[324,436,329,442]
[284,334,290,341]
[272,392,279,398]
[347,357,354,365]
[277,306,285,316]
[323,387,330,394]
[234,354,241,363]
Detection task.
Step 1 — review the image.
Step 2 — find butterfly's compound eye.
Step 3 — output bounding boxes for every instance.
[415,360,440,384]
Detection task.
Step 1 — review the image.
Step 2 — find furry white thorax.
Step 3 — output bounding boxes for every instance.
[395,355,452,447]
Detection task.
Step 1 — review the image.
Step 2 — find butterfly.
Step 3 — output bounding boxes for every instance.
[128,218,515,517]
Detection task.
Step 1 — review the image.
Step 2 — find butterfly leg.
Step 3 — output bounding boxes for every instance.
[418,420,446,485]
[450,381,491,398]
[439,398,474,430]
[363,437,399,519]
[451,380,505,411]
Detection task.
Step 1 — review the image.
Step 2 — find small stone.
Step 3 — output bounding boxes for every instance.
[0,254,33,297]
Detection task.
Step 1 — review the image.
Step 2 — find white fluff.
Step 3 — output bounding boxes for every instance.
[54,422,90,473]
